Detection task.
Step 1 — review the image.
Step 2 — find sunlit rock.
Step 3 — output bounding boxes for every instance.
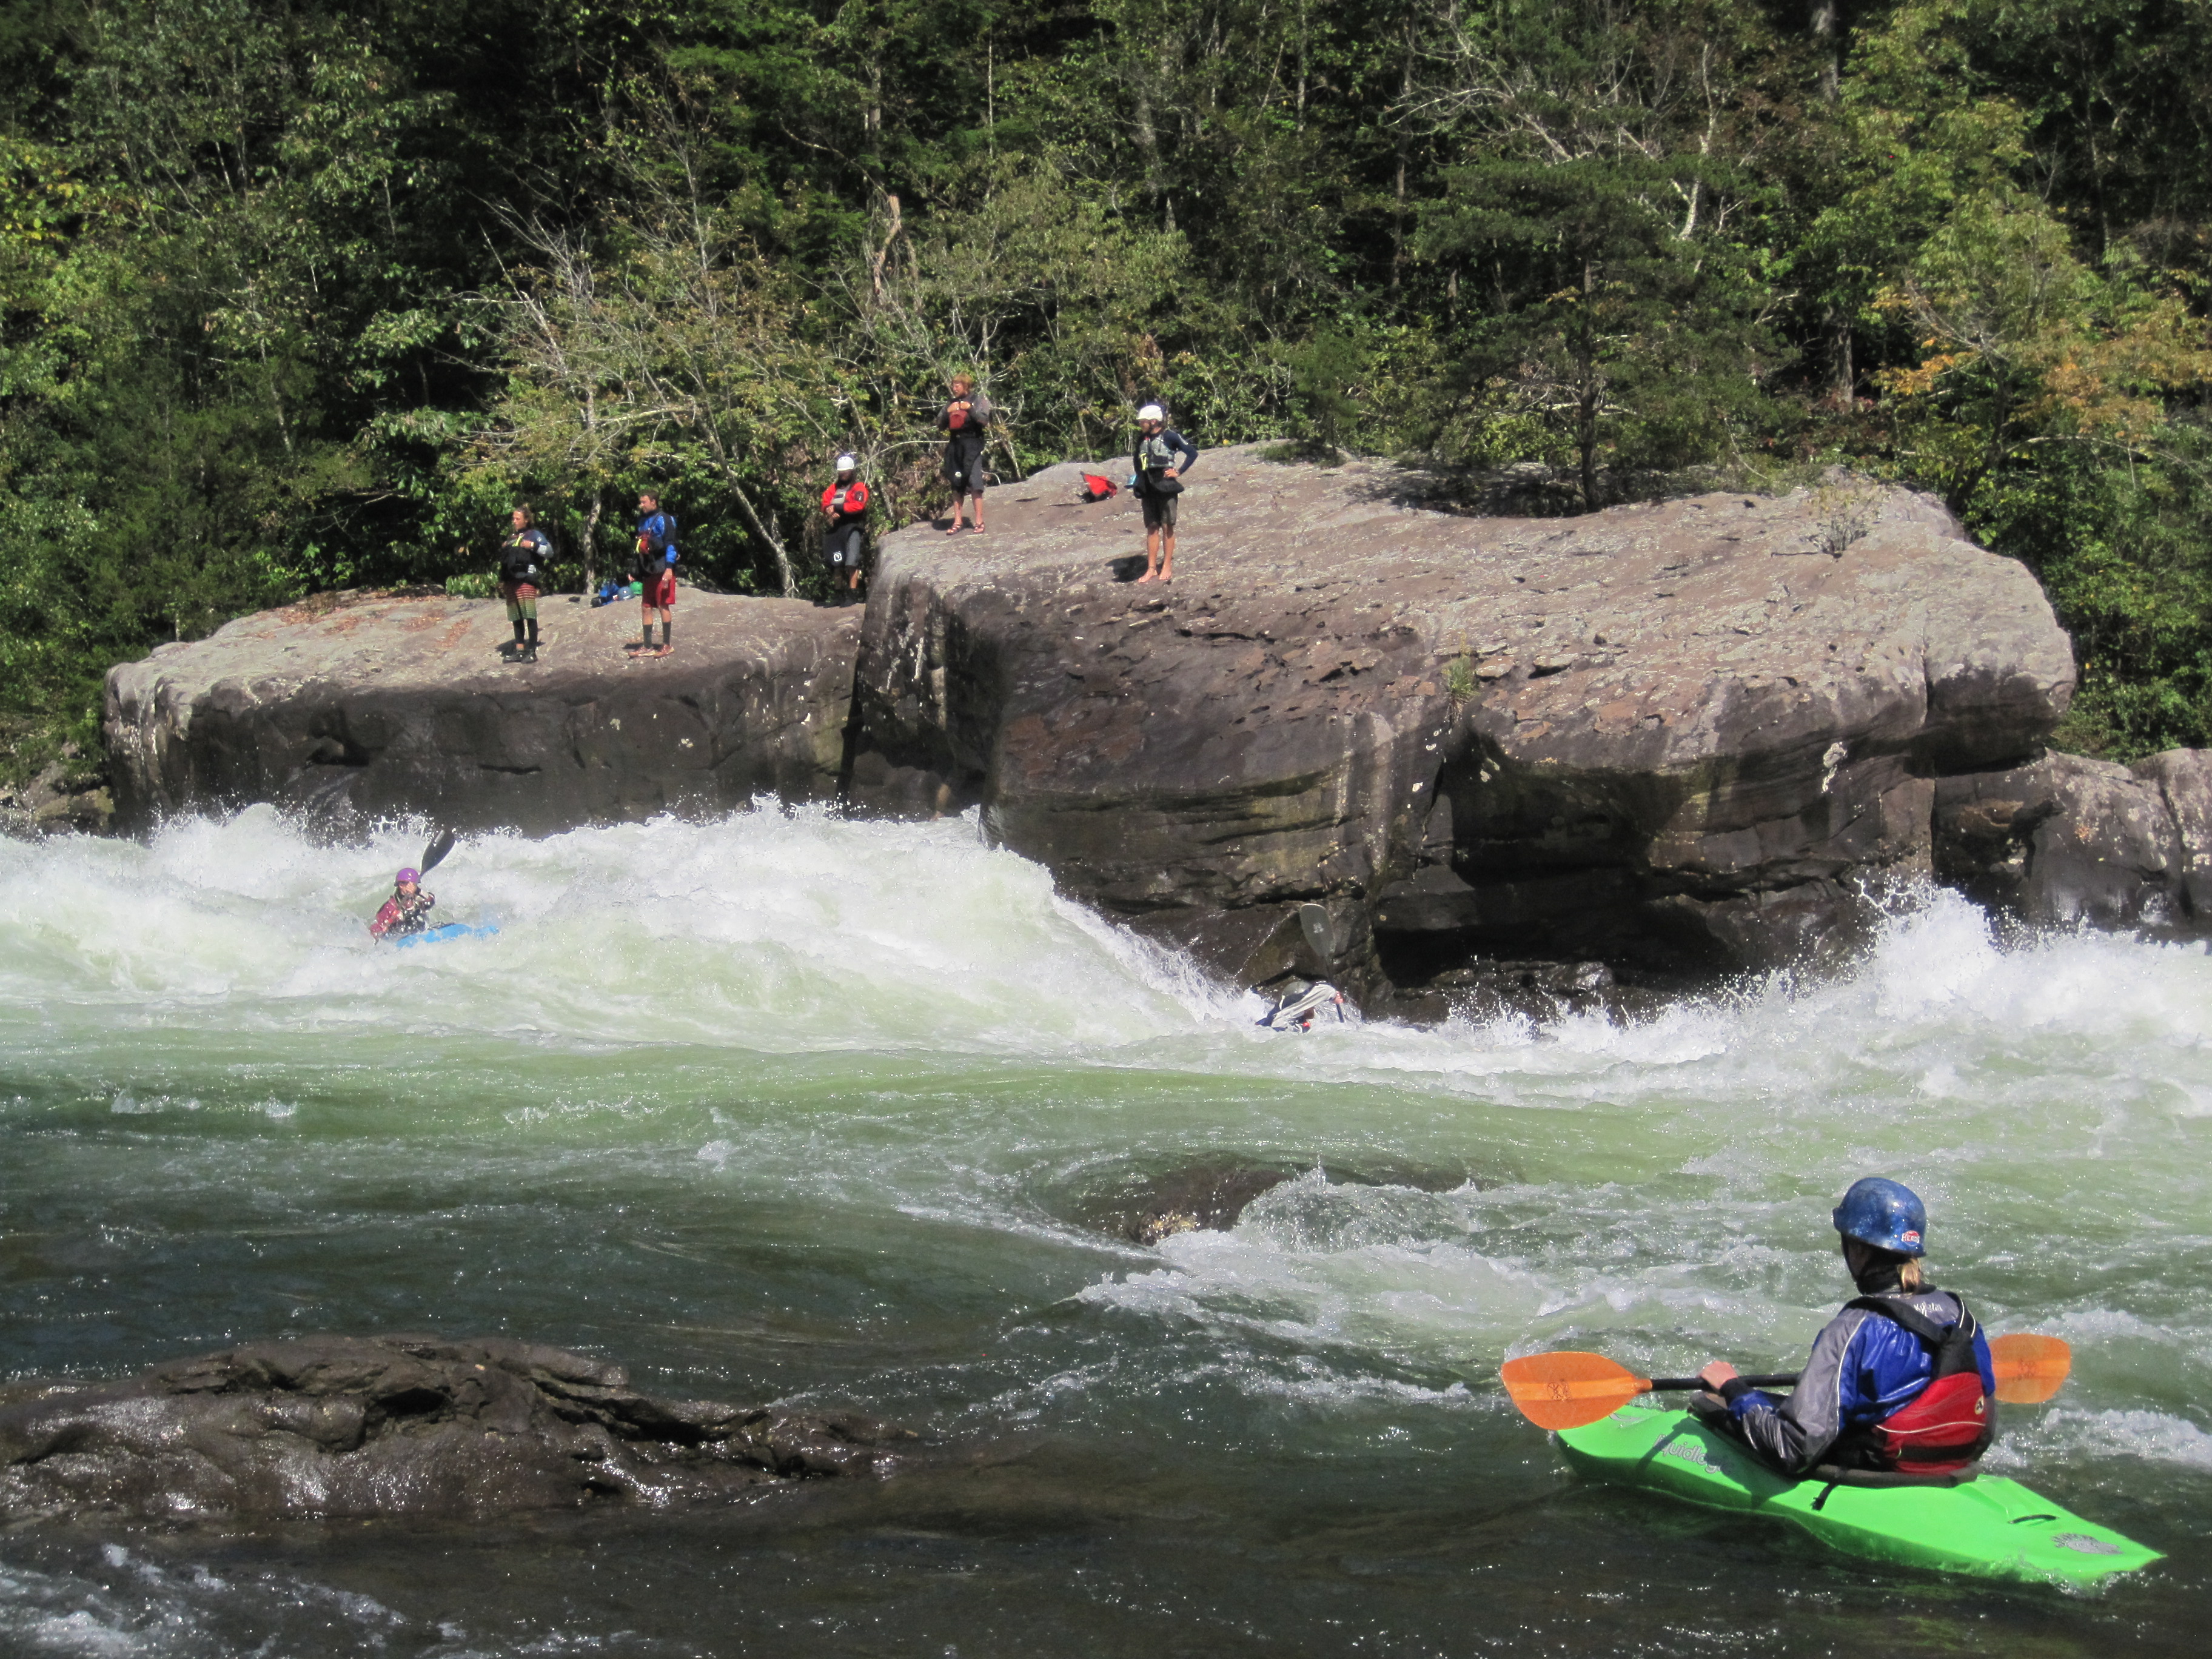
[850,449,2078,989]
[105,591,857,836]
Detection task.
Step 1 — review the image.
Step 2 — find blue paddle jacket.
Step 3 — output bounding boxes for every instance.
[634,510,679,580]
[1722,1287,1997,1474]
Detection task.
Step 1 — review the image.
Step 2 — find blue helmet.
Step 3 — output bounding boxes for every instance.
[1832,1177,1927,1257]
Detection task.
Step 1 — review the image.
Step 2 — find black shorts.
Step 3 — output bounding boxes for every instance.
[826,523,865,569]
[943,438,987,495]
[1141,491,1178,531]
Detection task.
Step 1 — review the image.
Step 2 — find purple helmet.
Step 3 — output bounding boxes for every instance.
[395,868,420,885]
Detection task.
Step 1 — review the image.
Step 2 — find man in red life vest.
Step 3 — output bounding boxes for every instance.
[1691,1177,1999,1476]
[820,454,871,605]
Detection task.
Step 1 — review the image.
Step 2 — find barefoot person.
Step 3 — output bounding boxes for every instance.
[1133,403,1198,583]
[820,454,871,605]
[498,504,553,663]
[631,491,679,658]
[939,376,992,535]
[1689,1178,1998,1476]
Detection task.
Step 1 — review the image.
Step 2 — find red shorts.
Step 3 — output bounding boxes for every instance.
[640,568,676,609]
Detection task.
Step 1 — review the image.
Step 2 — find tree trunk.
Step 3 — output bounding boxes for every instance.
[581,490,603,595]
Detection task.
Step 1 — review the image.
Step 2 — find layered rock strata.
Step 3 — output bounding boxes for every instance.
[106,590,857,835]
[0,1334,909,1524]
[850,451,2078,988]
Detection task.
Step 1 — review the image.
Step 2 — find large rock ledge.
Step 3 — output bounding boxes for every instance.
[102,449,2212,996]
[106,590,858,835]
[0,1334,910,1524]
[848,450,2102,989]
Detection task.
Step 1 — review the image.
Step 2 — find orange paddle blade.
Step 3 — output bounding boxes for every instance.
[1990,1333,2071,1404]
[1500,1351,1652,1430]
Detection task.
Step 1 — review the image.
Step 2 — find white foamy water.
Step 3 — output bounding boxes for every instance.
[2,806,2207,1651]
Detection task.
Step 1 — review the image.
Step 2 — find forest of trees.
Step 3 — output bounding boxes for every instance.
[3,0,2210,785]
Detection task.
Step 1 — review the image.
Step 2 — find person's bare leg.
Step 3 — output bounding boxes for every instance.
[945,495,965,534]
[1160,529,1176,581]
[970,492,985,533]
[1138,526,1159,581]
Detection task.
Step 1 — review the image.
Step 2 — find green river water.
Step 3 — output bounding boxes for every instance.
[1,806,2207,1656]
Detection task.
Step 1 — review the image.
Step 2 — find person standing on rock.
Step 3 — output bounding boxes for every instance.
[820,454,872,605]
[498,504,554,663]
[939,375,992,535]
[631,491,679,659]
[1133,403,1198,583]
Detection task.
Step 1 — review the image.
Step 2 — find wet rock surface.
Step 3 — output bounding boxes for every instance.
[1934,746,2212,934]
[853,449,2076,988]
[0,745,113,839]
[105,590,857,835]
[0,1334,911,1525]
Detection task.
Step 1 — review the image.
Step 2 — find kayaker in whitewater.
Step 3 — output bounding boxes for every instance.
[1689,1177,1997,1476]
[369,868,437,940]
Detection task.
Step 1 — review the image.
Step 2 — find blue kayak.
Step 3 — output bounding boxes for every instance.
[390,922,499,950]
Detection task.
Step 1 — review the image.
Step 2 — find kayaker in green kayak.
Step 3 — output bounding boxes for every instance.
[1689,1177,1998,1478]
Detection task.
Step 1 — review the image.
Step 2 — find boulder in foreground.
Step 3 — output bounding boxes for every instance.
[0,1334,910,1524]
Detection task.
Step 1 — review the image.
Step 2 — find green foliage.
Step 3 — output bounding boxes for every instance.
[1,0,2210,773]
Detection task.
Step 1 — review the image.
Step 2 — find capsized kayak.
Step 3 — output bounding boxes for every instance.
[390,922,499,950]
[1554,1397,2160,1587]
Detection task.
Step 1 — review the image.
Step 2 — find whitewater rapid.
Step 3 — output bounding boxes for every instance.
[2,805,2207,1652]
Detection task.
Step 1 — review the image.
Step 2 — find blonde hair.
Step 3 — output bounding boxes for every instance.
[1897,1258,1925,1292]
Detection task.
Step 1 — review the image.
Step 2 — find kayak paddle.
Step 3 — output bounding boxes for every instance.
[1501,1333,2073,1431]
[418,826,457,876]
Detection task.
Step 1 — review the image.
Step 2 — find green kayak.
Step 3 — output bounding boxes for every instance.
[1554,1397,2161,1587]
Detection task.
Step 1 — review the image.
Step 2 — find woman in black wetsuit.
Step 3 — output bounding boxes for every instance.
[939,376,991,535]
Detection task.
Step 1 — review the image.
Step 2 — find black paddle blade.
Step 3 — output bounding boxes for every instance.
[418,827,457,875]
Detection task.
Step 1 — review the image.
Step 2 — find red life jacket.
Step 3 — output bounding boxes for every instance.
[945,398,973,431]
[1848,1295,1996,1475]
[822,480,870,518]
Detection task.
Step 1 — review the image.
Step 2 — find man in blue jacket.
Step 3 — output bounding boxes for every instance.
[1692,1178,1999,1476]
[631,491,679,659]
[1133,403,1198,584]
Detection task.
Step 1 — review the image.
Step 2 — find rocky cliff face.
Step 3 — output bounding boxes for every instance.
[107,590,857,835]
[107,452,2204,1000]
[850,451,2078,991]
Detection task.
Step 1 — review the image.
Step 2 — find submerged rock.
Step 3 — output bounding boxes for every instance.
[1056,1155,1484,1244]
[104,591,857,835]
[0,1334,911,1525]
[851,451,2076,988]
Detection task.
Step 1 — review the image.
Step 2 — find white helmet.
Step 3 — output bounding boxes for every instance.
[1137,403,1165,423]
[834,453,857,472]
